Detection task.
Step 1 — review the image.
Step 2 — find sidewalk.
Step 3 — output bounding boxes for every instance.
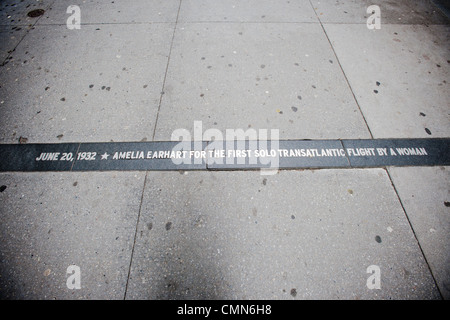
[0,0,448,300]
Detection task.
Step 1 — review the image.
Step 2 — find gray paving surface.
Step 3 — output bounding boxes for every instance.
[0,172,145,299]
[153,22,371,140]
[324,23,450,138]
[388,166,450,299]
[125,170,439,300]
[0,0,448,300]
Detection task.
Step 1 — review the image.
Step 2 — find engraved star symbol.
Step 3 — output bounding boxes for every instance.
[101,152,110,160]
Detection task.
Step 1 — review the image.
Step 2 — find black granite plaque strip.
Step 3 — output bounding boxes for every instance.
[342,139,450,167]
[0,143,80,172]
[71,141,208,171]
[0,139,448,172]
[206,140,349,170]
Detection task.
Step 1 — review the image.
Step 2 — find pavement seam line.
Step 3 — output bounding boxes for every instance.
[338,139,352,168]
[308,0,374,140]
[384,167,444,299]
[69,143,81,171]
[151,0,183,141]
[123,170,149,300]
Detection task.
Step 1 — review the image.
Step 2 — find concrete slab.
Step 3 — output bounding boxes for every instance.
[0,172,146,299]
[153,22,371,141]
[0,0,54,65]
[178,0,317,23]
[0,23,174,143]
[388,166,450,299]
[38,0,180,25]
[324,24,450,138]
[0,25,29,65]
[0,0,54,27]
[125,170,439,299]
[310,0,449,25]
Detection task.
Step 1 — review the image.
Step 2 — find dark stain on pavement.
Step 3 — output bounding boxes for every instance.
[27,9,45,18]
[18,137,28,144]
[290,288,297,297]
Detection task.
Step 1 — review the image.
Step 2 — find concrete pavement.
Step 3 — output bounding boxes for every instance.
[0,0,448,300]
